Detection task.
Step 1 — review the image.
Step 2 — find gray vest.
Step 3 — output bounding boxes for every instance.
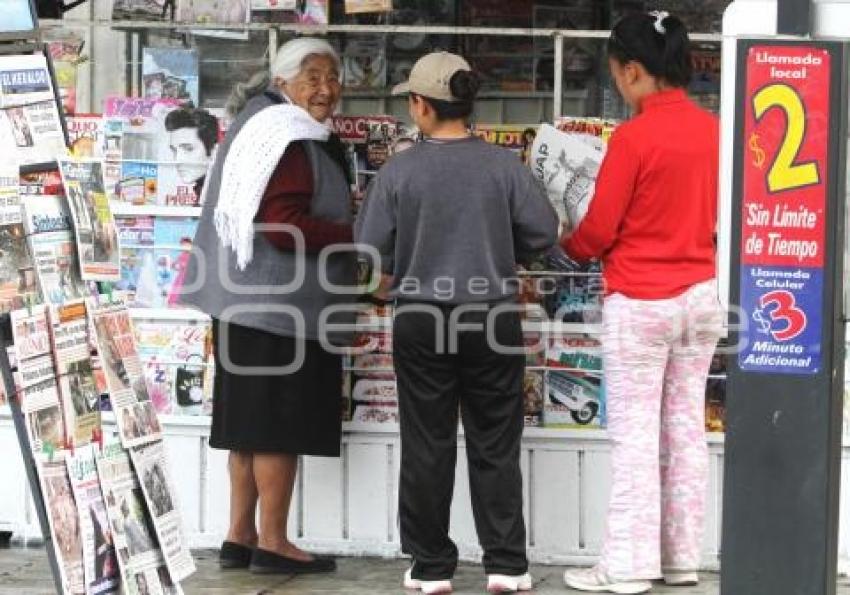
[180,91,358,343]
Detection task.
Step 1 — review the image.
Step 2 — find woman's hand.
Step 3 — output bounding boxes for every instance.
[372,274,394,302]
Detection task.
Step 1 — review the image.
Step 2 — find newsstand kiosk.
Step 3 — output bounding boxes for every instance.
[720,1,850,594]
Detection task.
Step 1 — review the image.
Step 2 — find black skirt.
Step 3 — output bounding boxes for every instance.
[209,318,343,457]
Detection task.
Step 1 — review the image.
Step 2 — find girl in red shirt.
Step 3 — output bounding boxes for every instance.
[562,12,724,594]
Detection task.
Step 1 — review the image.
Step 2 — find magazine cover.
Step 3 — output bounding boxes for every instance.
[66,445,121,595]
[543,335,605,428]
[112,0,177,21]
[249,0,326,23]
[58,159,122,281]
[524,371,544,427]
[473,125,538,163]
[21,193,89,305]
[0,222,38,312]
[67,115,105,158]
[343,36,387,90]
[49,301,102,447]
[129,441,196,582]
[142,217,198,307]
[37,453,87,595]
[530,123,605,230]
[96,441,177,595]
[351,378,398,425]
[104,97,219,207]
[706,348,727,433]
[543,370,605,428]
[178,0,249,23]
[135,318,211,415]
[0,54,67,166]
[88,300,162,449]
[345,0,393,13]
[11,305,65,452]
[249,0,297,9]
[142,48,199,107]
[116,216,156,300]
[542,248,604,324]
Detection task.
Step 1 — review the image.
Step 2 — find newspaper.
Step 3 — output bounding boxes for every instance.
[0,54,67,166]
[36,453,86,595]
[49,301,101,447]
[21,192,89,305]
[103,97,218,207]
[11,305,65,452]
[0,165,20,224]
[66,445,121,595]
[0,220,38,313]
[58,159,122,281]
[88,300,161,448]
[95,442,178,595]
[530,123,605,231]
[129,441,196,582]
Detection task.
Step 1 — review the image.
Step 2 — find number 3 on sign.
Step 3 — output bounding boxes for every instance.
[753,83,821,193]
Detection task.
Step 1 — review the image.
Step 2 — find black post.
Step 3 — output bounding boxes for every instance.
[777,0,813,36]
[721,40,848,595]
[0,315,64,595]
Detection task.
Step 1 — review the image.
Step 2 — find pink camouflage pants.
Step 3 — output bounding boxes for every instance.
[597,279,724,581]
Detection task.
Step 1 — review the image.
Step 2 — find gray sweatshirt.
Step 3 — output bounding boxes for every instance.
[355,136,559,304]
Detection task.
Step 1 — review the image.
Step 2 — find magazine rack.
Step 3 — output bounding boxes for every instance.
[0,314,64,595]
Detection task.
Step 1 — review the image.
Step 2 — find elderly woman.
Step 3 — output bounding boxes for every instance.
[180,37,355,575]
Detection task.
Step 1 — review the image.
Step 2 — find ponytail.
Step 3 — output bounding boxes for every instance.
[415,69,482,122]
[608,11,692,88]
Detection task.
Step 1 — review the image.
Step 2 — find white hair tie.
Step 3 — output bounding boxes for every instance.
[650,10,669,34]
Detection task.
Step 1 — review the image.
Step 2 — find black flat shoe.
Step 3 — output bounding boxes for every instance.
[250,548,337,575]
[219,541,254,569]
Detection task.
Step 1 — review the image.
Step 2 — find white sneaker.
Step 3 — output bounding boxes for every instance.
[663,571,699,586]
[487,572,533,593]
[563,567,652,594]
[404,567,453,594]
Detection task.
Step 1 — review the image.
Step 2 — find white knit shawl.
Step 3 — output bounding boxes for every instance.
[213,103,330,270]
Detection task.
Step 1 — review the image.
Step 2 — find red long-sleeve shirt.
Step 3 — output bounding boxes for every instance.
[256,141,353,252]
[561,88,719,299]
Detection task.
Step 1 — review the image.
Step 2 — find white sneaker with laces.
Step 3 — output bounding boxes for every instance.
[563,567,652,594]
[486,572,533,593]
[663,571,699,586]
[404,567,453,594]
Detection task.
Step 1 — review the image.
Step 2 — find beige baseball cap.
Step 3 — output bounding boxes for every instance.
[392,52,473,102]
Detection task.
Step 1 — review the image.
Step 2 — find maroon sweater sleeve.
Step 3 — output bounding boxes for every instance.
[256,142,353,253]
